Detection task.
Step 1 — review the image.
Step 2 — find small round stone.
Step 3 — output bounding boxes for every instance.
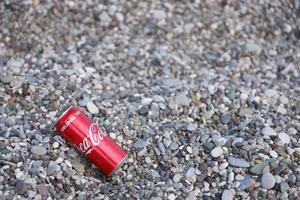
[262,127,277,136]
[222,189,234,200]
[173,174,182,183]
[278,132,290,144]
[53,142,59,149]
[261,172,275,189]
[15,180,27,194]
[211,147,223,158]
[220,114,230,124]
[31,146,47,156]
[86,102,99,114]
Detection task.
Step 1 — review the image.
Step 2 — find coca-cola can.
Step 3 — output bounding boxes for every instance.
[55,106,128,176]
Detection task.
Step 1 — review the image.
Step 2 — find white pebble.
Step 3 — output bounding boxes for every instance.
[65,160,72,168]
[186,146,193,154]
[219,162,229,170]
[168,194,176,200]
[53,142,59,149]
[142,97,153,106]
[222,189,234,200]
[55,157,64,164]
[211,147,224,158]
[278,132,290,145]
[261,172,275,189]
[269,150,278,158]
[262,126,277,136]
[86,101,99,114]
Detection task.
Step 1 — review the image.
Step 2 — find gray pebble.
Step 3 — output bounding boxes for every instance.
[238,176,255,191]
[175,93,190,106]
[86,102,99,114]
[221,190,234,200]
[169,142,179,150]
[157,141,166,154]
[15,180,27,194]
[173,174,182,183]
[133,138,147,149]
[5,117,15,127]
[280,182,289,193]
[220,114,230,124]
[47,161,59,175]
[31,146,47,156]
[0,74,12,84]
[228,157,250,168]
[187,123,198,131]
[261,172,275,189]
[249,161,269,175]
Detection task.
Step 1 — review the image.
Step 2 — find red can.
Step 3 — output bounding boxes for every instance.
[55,106,128,176]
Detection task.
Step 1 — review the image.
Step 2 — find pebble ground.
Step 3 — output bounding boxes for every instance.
[0,0,300,200]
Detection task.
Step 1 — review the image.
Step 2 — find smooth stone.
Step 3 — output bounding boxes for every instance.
[186,168,196,183]
[187,123,198,131]
[262,126,277,136]
[36,184,49,196]
[100,11,111,23]
[53,142,59,149]
[203,110,214,119]
[86,102,99,114]
[157,141,166,154]
[133,138,147,149]
[72,160,85,173]
[173,174,182,183]
[249,161,269,175]
[278,132,290,144]
[203,142,215,153]
[221,189,234,200]
[261,172,275,189]
[211,147,224,158]
[5,117,16,127]
[162,79,182,88]
[15,180,27,194]
[220,114,230,124]
[169,142,179,150]
[31,146,47,156]
[175,93,190,106]
[239,108,253,117]
[238,176,255,191]
[151,170,160,178]
[47,161,59,175]
[141,98,153,106]
[152,10,166,20]
[280,182,289,193]
[0,74,12,84]
[244,42,262,54]
[228,157,250,168]
[269,150,278,158]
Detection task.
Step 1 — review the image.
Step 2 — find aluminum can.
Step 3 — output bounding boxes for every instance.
[55,106,128,176]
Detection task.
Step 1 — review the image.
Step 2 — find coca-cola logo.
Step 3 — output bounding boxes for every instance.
[78,123,106,156]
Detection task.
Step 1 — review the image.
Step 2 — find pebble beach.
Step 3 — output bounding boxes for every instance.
[0,1,300,199]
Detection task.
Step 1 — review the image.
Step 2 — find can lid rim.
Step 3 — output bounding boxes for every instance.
[54,105,74,127]
[106,154,128,177]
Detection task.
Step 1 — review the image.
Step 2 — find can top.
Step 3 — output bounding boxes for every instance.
[54,105,75,129]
